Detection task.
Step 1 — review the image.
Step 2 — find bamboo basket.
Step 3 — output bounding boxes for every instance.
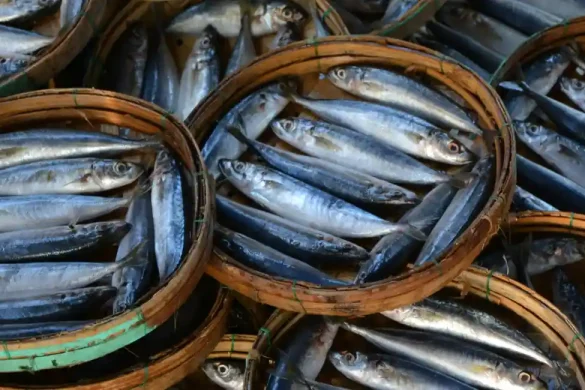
[371,0,447,38]
[0,0,114,97]
[244,267,585,389]
[82,0,348,90]
[191,36,515,316]
[0,88,214,373]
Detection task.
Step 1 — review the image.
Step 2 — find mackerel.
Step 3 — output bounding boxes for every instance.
[225,4,256,77]
[202,360,245,390]
[560,76,585,112]
[512,186,558,212]
[0,0,60,25]
[142,34,179,114]
[0,24,53,55]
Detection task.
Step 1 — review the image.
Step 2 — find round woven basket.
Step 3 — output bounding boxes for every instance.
[190,36,515,316]
[0,88,213,373]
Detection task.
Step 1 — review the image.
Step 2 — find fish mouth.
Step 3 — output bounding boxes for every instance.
[217,159,232,176]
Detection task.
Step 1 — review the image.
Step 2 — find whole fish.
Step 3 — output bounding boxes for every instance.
[60,0,85,29]
[215,225,348,286]
[382,297,553,366]
[166,0,306,37]
[202,360,245,390]
[177,26,220,121]
[436,3,528,57]
[152,150,185,281]
[267,317,339,389]
[553,269,585,336]
[225,5,256,77]
[330,351,475,389]
[202,79,296,178]
[0,286,116,323]
[0,129,159,170]
[228,126,419,205]
[0,53,34,79]
[332,0,388,15]
[0,221,130,263]
[0,0,60,25]
[271,118,460,185]
[309,0,329,38]
[504,49,570,121]
[216,195,368,264]
[358,183,457,283]
[327,65,482,136]
[469,0,561,35]
[415,158,492,266]
[142,34,179,114]
[516,0,585,19]
[0,24,54,55]
[109,23,149,98]
[343,324,547,390]
[512,186,558,212]
[0,243,144,297]
[515,121,585,187]
[517,155,585,214]
[560,77,585,112]
[284,93,474,165]
[270,22,301,49]
[0,195,130,232]
[0,321,89,340]
[112,190,154,313]
[219,159,426,239]
[380,0,418,24]
[0,158,143,195]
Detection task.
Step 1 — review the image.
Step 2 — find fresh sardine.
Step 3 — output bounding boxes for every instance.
[560,77,585,112]
[142,34,179,114]
[109,23,149,98]
[202,360,245,390]
[225,5,256,77]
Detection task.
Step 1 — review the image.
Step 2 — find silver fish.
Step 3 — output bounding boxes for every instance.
[142,35,179,114]
[166,0,306,37]
[0,24,53,55]
[309,0,329,38]
[522,237,585,275]
[327,65,482,136]
[0,195,130,232]
[285,93,473,165]
[512,186,558,212]
[152,150,185,281]
[60,0,85,29]
[219,159,426,239]
[270,22,301,49]
[382,297,553,367]
[177,26,220,121]
[560,77,585,112]
[0,0,60,25]
[0,53,33,79]
[202,360,244,390]
[225,6,256,77]
[380,0,418,24]
[202,79,295,178]
[0,129,159,170]
[109,23,149,99]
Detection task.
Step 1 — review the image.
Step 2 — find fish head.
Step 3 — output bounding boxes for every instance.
[494,364,547,390]
[202,361,244,388]
[327,66,365,91]
[271,117,305,142]
[274,22,301,48]
[97,160,144,184]
[560,77,585,99]
[513,121,551,147]
[329,351,369,375]
[190,25,219,60]
[267,0,307,28]
[127,23,148,52]
[218,159,261,191]
[427,131,474,165]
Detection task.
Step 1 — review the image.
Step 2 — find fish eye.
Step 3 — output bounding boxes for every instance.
[447,141,461,153]
[201,37,211,47]
[518,371,532,383]
[528,124,539,134]
[335,68,346,79]
[217,364,230,376]
[258,92,268,101]
[282,120,294,131]
[573,79,585,89]
[343,352,356,364]
[114,162,129,175]
[282,7,293,19]
[0,59,5,64]
[233,162,246,172]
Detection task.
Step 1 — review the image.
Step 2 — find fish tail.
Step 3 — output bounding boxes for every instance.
[238,0,251,24]
[403,224,427,241]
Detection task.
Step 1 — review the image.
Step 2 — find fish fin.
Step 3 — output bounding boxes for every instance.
[403,224,427,241]
[449,171,478,188]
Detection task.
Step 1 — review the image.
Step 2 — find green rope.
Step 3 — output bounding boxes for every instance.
[142,365,149,387]
[1,341,11,360]
[292,280,306,313]
[321,6,332,22]
[230,333,235,356]
[486,270,494,300]
[569,212,575,228]
[259,327,271,347]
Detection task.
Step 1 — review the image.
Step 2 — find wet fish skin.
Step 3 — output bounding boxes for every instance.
[142,34,179,114]
[382,297,553,367]
[380,0,418,24]
[0,24,54,55]
[271,117,452,185]
[512,186,558,212]
[215,225,348,286]
[415,158,493,266]
[109,23,149,98]
[0,0,60,25]
[0,129,159,170]
[219,159,426,239]
[560,77,585,112]
[178,26,220,121]
[0,221,130,263]
[217,195,368,264]
[0,286,116,323]
[0,53,33,79]
[330,351,475,390]
[60,0,85,29]
[270,22,301,49]
[553,269,585,337]
[358,183,457,283]
[152,150,185,281]
[343,324,547,390]
[225,8,256,77]
[202,360,245,390]
[0,321,90,340]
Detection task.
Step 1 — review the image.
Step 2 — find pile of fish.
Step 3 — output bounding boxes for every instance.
[0,128,188,342]
[0,0,85,80]
[204,60,495,286]
[205,296,576,389]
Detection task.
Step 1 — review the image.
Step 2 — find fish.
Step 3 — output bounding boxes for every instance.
[142,34,179,114]
[382,297,554,367]
[0,195,131,232]
[0,24,54,55]
[332,0,388,15]
[330,351,475,389]
[152,150,185,281]
[309,0,329,38]
[343,324,547,390]
[0,321,90,340]
[358,183,458,283]
[227,126,419,206]
[283,93,474,165]
[516,0,585,20]
[415,158,493,266]
[504,49,570,121]
[380,0,418,24]
[0,0,60,25]
[60,0,85,29]
[177,26,220,121]
[267,317,339,388]
[560,77,585,112]
[329,1,369,34]
[0,129,159,170]
[517,155,585,214]
[0,286,116,323]
[112,190,154,314]
[202,79,296,178]
[327,65,482,136]
[0,221,130,263]
[108,23,149,99]
[225,1,256,77]
[0,158,143,195]
[215,225,348,286]
[270,22,301,49]
[552,269,585,338]
[0,52,34,79]
[271,118,460,185]
[514,121,585,188]
[202,360,245,390]
[216,195,368,264]
[0,242,145,297]
[166,0,306,37]
[511,237,585,276]
[219,159,427,239]
[512,186,558,212]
